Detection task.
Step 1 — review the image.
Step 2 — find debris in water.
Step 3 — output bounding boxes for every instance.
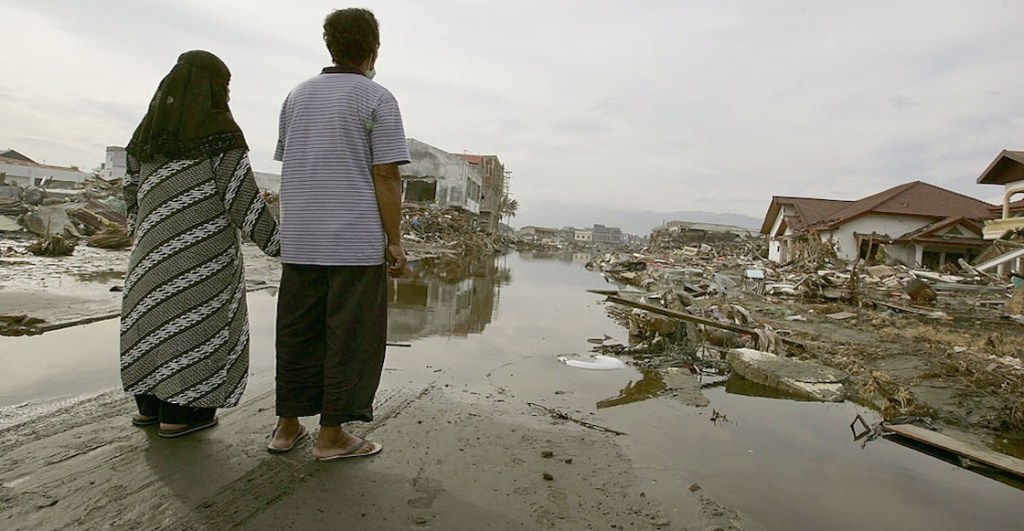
[557,354,627,370]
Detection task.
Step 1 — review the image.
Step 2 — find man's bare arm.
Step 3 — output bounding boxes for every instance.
[373,163,406,276]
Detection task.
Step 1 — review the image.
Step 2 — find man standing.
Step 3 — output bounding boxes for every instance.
[269,8,409,459]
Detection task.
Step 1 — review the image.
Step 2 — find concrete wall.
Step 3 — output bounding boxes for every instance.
[821,214,933,261]
[402,139,482,214]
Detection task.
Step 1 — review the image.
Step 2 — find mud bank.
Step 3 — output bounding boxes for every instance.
[0,379,753,531]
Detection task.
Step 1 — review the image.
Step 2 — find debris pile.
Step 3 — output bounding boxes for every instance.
[26,234,76,256]
[587,230,1024,441]
[0,176,130,255]
[401,205,514,261]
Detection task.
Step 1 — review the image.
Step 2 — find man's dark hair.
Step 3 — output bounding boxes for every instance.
[323,8,380,67]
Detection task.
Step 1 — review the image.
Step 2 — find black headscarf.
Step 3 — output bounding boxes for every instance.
[126,50,248,162]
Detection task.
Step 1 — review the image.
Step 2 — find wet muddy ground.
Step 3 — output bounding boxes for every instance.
[2,248,1024,529]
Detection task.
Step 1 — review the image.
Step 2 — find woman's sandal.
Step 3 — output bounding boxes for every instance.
[131,414,159,427]
[157,416,219,438]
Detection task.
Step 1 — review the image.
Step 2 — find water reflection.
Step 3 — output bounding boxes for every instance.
[596,369,666,409]
[387,255,511,341]
[885,433,1024,491]
[725,375,819,402]
[515,250,594,265]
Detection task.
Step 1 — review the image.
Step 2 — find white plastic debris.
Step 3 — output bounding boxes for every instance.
[557,355,627,370]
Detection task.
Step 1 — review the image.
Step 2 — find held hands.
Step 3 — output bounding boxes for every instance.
[385,242,406,277]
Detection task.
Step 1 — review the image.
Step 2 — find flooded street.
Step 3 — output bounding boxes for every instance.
[2,252,1023,529]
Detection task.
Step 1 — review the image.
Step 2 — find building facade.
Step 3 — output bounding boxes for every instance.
[591,224,623,246]
[455,153,506,233]
[99,146,127,181]
[402,139,482,214]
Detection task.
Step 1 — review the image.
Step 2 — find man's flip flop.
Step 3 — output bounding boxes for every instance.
[315,437,382,461]
[267,425,309,454]
[131,414,159,427]
[157,416,219,438]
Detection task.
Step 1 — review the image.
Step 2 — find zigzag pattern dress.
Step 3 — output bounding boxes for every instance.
[120,148,279,408]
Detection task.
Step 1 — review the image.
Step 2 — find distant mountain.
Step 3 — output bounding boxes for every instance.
[516,205,762,236]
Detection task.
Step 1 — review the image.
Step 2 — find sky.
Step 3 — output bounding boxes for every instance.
[2,0,1023,230]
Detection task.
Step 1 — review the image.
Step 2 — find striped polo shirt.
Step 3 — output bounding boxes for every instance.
[274,67,410,265]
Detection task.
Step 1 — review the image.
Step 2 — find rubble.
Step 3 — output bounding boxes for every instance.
[401,205,514,263]
[585,229,1024,445]
[727,348,847,402]
[87,225,131,250]
[26,234,76,256]
[0,175,129,255]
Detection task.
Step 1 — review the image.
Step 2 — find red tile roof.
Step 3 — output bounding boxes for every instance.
[810,181,994,230]
[454,154,484,165]
[760,196,851,234]
[988,199,1024,216]
[894,216,983,241]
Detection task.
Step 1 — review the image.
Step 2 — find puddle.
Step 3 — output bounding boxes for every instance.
[598,386,1024,530]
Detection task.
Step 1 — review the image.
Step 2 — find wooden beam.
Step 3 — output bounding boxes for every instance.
[866,299,942,317]
[594,292,760,336]
[974,246,1024,272]
[882,423,1024,478]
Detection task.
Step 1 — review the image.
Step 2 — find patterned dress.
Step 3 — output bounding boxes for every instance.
[120,148,279,408]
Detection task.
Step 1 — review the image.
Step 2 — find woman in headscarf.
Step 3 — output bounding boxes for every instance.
[121,50,280,438]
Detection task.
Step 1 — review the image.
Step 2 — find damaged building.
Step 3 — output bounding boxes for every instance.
[650,221,757,251]
[455,152,507,234]
[977,150,1024,240]
[517,226,561,243]
[401,139,482,215]
[0,150,91,189]
[763,181,994,268]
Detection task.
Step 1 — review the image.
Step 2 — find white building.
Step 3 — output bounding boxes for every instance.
[762,181,994,269]
[518,225,560,242]
[0,150,90,188]
[99,146,127,181]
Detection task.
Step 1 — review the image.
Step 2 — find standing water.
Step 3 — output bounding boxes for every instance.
[1,251,1022,529]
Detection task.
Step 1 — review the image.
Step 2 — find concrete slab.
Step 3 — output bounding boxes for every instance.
[727,348,847,402]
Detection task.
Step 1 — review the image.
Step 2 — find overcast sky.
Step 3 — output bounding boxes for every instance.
[2,0,1022,229]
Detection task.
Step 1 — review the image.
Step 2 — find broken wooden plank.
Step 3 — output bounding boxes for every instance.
[599,293,756,336]
[594,293,804,349]
[866,299,947,318]
[882,423,1024,478]
[974,247,1024,273]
